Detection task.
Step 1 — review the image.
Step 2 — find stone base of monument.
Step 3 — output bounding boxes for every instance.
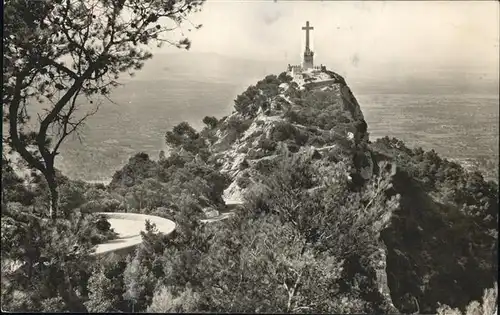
[93,212,176,257]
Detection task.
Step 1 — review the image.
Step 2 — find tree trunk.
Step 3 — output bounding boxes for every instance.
[46,171,59,220]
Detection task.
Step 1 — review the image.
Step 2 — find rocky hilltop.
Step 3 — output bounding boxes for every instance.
[126,67,495,314]
[213,68,371,204]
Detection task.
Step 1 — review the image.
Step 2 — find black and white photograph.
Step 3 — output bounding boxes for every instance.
[2,0,499,313]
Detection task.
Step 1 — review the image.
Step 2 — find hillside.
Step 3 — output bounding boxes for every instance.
[2,67,497,313]
[106,67,498,313]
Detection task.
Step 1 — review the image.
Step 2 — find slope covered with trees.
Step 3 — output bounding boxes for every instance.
[2,0,205,311]
[2,1,497,310]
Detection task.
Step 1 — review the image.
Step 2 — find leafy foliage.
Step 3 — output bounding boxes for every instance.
[202,116,218,129]
[89,155,396,313]
[234,85,265,117]
[1,203,99,312]
[284,88,359,133]
[278,71,293,83]
[437,283,497,315]
[109,124,230,217]
[234,75,282,117]
[3,0,205,219]
[147,286,200,312]
[1,157,120,312]
[372,136,498,313]
[165,122,211,160]
[85,255,128,312]
[270,121,309,146]
[372,136,498,230]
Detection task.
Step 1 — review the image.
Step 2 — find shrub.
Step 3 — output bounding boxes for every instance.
[202,116,218,129]
[1,202,106,312]
[225,116,252,135]
[284,110,305,125]
[436,283,498,315]
[257,138,277,152]
[238,156,399,313]
[270,122,297,142]
[283,89,362,132]
[239,159,250,170]
[165,122,208,157]
[287,143,300,153]
[234,85,264,117]
[147,286,200,313]
[307,135,327,147]
[236,176,252,189]
[270,121,309,146]
[86,256,129,312]
[234,76,282,116]
[110,153,158,188]
[278,71,293,83]
[256,75,281,98]
[254,158,279,175]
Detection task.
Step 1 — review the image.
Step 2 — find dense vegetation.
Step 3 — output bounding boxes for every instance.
[370,136,498,313]
[2,68,497,313]
[1,156,117,312]
[3,0,203,220]
[2,153,399,313]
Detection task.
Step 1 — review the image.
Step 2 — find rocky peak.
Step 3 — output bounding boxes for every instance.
[197,68,497,314]
[206,68,373,204]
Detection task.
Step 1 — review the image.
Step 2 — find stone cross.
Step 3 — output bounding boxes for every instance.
[302,21,314,51]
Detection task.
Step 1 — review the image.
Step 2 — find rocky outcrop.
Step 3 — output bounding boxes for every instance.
[202,207,219,218]
[205,68,398,309]
[202,68,497,314]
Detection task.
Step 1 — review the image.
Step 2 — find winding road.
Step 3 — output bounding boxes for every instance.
[93,201,243,256]
[93,212,176,256]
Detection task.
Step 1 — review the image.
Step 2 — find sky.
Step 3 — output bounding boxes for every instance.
[159,0,499,73]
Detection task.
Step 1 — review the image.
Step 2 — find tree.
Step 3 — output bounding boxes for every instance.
[165,122,212,159]
[85,255,128,312]
[234,85,265,116]
[147,286,200,312]
[278,71,293,83]
[3,0,205,220]
[202,116,218,129]
[1,202,100,312]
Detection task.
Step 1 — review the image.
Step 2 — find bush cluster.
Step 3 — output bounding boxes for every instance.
[234,75,282,117]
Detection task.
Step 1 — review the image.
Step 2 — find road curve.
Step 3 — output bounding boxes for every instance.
[93,212,176,256]
[94,202,242,256]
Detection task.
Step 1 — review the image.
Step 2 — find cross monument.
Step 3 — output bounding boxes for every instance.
[301,21,314,69]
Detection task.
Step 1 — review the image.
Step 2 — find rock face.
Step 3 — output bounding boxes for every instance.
[202,207,220,218]
[203,67,497,314]
[213,68,370,202]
